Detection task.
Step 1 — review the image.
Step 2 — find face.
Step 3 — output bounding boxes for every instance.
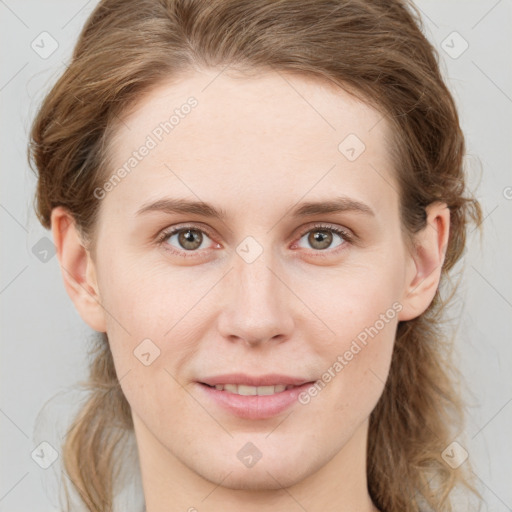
[65,68,433,493]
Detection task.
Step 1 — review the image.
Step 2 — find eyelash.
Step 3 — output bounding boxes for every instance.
[156,223,354,259]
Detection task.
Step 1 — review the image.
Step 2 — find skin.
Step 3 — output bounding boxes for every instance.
[51,68,449,512]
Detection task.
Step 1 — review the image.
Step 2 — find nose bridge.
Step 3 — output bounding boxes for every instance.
[217,241,293,345]
[236,251,278,304]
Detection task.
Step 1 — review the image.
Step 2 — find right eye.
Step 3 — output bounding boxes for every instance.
[157,225,221,257]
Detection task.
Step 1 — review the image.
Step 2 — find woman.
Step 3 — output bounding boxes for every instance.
[28,0,483,510]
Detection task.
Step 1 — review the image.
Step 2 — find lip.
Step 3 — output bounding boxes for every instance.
[199,373,311,387]
[197,374,316,420]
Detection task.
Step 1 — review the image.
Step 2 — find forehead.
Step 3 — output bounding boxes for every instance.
[104,68,397,218]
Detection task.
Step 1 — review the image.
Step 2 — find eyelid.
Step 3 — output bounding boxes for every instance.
[157,222,217,241]
[295,222,354,243]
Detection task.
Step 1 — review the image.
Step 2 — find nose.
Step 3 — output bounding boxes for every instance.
[216,248,295,347]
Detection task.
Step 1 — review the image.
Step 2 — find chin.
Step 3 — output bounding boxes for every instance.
[216,468,297,492]
[196,457,312,492]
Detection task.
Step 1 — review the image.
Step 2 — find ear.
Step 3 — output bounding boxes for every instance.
[398,202,450,322]
[50,206,107,332]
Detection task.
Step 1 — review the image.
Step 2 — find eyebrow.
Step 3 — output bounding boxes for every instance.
[135,196,375,219]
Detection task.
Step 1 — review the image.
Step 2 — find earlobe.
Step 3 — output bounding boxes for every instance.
[50,207,107,332]
[398,202,450,322]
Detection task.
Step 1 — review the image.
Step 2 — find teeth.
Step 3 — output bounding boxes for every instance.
[223,384,238,394]
[209,384,291,395]
[257,385,281,395]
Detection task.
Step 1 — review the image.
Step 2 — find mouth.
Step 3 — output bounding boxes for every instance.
[197,376,316,419]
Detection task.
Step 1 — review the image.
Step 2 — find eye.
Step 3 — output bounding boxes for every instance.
[157,225,219,257]
[157,222,353,259]
[294,224,352,253]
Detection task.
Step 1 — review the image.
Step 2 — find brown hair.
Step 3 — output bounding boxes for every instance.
[29,0,483,510]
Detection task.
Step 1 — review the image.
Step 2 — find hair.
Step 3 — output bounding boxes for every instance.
[28,0,484,511]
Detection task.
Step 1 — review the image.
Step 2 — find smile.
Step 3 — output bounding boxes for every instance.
[198,380,316,419]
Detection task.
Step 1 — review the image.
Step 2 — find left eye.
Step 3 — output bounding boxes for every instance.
[296,226,348,251]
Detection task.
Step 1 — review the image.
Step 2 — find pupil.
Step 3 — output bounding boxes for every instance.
[180,229,202,250]
[309,229,332,250]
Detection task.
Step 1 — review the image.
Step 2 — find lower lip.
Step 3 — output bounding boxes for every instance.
[197,382,315,420]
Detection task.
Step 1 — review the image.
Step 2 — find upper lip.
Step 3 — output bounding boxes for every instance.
[199,373,313,387]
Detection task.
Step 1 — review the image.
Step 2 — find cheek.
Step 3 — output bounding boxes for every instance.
[299,303,398,440]
[96,257,216,392]
[309,262,403,348]
[300,266,402,411]
[99,254,192,336]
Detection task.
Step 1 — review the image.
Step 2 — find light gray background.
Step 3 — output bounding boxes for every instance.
[1,1,511,511]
